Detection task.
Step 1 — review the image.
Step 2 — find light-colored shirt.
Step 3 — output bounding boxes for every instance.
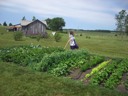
[69,35,75,46]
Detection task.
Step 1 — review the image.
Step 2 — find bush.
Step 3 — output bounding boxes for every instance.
[54,32,61,42]
[80,33,82,36]
[14,31,23,41]
[42,32,49,38]
[36,34,42,42]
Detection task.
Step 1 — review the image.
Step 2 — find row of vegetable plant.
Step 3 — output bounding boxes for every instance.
[1,45,128,90]
[104,59,128,89]
[48,54,104,76]
[0,44,64,66]
[0,45,106,77]
[90,59,122,86]
[80,55,105,72]
[84,59,111,80]
[33,50,89,76]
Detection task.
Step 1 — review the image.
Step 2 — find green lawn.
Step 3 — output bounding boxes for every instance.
[0,61,127,96]
[0,26,128,58]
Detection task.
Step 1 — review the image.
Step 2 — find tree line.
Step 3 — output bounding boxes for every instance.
[0,22,12,26]
[1,10,128,34]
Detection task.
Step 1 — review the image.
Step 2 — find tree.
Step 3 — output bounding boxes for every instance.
[126,25,128,35]
[115,10,128,36]
[49,17,65,31]
[9,23,13,26]
[3,21,7,26]
[32,16,36,21]
[45,18,52,29]
[22,16,26,20]
[125,15,128,35]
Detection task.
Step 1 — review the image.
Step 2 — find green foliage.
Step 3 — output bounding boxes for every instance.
[9,23,12,26]
[80,33,82,36]
[0,45,64,66]
[80,55,105,72]
[45,18,51,29]
[3,21,7,26]
[32,16,36,21]
[1,62,126,96]
[49,17,65,31]
[36,34,42,42]
[1,45,128,92]
[84,59,111,79]
[22,16,26,20]
[104,59,128,89]
[13,31,23,41]
[90,59,122,86]
[54,32,61,42]
[34,50,89,76]
[0,25,128,58]
[86,36,91,39]
[126,25,128,35]
[115,10,128,35]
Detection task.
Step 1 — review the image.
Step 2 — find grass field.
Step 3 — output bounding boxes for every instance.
[0,26,128,58]
[0,26,128,96]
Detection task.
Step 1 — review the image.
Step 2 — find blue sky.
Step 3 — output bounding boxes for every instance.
[0,0,128,30]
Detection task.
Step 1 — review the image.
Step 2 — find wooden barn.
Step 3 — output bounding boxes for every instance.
[21,19,47,36]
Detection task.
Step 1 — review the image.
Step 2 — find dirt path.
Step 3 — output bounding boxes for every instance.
[68,68,92,85]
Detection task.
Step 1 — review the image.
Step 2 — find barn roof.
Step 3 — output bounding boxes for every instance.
[20,19,47,27]
[21,20,31,26]
[41,20,47,26]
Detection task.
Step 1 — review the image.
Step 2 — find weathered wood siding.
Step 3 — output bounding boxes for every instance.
[22,20,46,36]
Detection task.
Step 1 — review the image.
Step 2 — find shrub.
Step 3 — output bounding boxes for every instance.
[80,33,82,36]
[13,31,23,41]
[54,32,61,42]
[42,32,49,38]
[36,34,42,42]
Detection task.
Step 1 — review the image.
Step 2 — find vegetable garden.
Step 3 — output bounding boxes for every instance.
[0,44,128,92]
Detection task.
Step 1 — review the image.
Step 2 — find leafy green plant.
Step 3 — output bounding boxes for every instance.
[0,45,64,66]
[13,31,23,41]
[80,55,105,72]
[104,59,128,89]
[90,59,122,86]
[34,50,89,76]
[54,32,61,42]
[84,59,111,80]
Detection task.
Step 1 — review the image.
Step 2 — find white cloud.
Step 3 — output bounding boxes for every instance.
[0,0,127,29]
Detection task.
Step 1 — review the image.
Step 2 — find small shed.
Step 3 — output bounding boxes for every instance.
[21,19,47,36]
[7,24,21,31]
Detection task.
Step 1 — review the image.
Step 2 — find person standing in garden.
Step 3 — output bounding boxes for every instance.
[64,31,79,50]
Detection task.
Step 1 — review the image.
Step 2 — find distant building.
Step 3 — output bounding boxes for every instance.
[21,19,47,36]
[7,24,21,31]
[8,19,47,37]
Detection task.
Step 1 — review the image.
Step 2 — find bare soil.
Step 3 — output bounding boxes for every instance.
[117,73,128,93]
